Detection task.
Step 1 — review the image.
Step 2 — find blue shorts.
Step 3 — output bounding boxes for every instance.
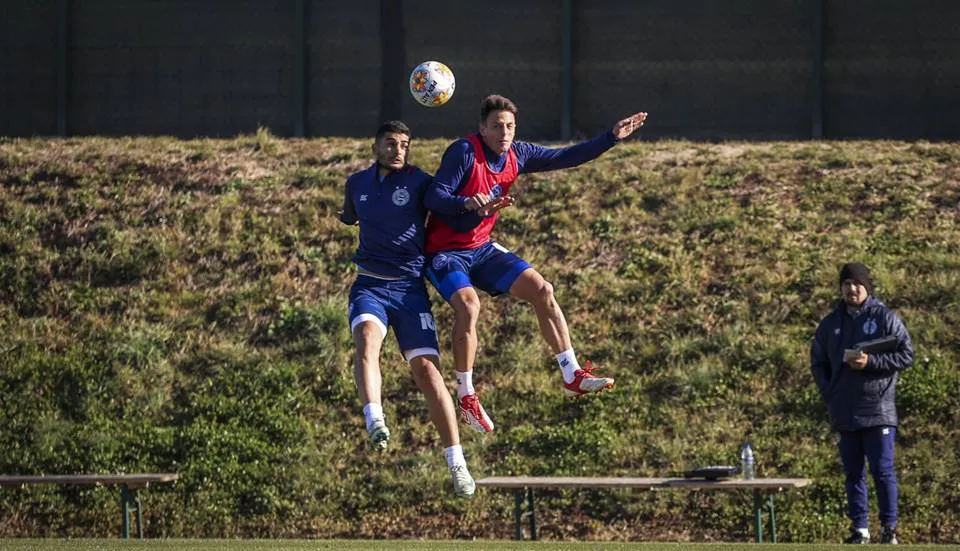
[348,275,439,362]
[425,241,530,301]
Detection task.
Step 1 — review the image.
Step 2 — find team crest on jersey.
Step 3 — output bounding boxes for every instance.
[432,254,448,270]
[490,184,503,198]
[862,318,878,335]
[392,188,410,206]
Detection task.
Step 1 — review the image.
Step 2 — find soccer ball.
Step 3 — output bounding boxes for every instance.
[409,61,456,107]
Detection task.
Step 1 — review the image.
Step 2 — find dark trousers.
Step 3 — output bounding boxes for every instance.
[838,426,898,529]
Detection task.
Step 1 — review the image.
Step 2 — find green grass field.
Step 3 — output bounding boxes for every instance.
[1,135,958,542]
[1,542,958,551]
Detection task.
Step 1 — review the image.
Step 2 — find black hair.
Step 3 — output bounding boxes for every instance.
[376,120,411,140]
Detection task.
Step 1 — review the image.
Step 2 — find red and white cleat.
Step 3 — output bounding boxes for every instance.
[459,393,495,433]
[563,360,615,397]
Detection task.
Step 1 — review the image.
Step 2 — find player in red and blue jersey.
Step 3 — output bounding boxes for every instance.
[424,95,648,432]
[339,120,504,497]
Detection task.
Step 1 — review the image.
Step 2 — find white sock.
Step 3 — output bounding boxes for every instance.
[856,528,869,538]
[362,402,384,433]
[556,348,580,383]
[455,371,475,398]
[444,444,466,468]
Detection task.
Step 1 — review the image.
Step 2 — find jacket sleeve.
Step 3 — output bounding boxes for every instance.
[866,310,914,373]
[338,178,358,225]
[810,321,832,401]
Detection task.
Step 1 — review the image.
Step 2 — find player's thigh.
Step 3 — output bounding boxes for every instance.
[506,266,552,303]
[426,251,474,302]
[389,282,441,363]
[348,283,389,347]
[471,241,531,297]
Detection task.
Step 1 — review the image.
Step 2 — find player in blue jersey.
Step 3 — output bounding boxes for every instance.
[338,120,506,497]
[423,95,647,432]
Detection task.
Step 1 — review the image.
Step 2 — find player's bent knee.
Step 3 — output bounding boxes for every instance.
[408,353,436,368]
[536,280,556,304]
[452,294,481,321]
[408,354,440,378]
[352,315,386,340]
[353,322,383,344]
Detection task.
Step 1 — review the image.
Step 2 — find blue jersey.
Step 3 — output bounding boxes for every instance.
[424,130,620,231]
[339,163,432,278]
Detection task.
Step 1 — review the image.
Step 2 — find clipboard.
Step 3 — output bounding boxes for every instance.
[854,336,899,354]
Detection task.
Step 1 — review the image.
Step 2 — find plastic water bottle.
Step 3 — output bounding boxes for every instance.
[740,440,755,480]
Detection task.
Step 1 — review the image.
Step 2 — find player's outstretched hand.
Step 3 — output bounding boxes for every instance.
[612,112,648,140]
[477,195,515,217]
[465,192,492,212]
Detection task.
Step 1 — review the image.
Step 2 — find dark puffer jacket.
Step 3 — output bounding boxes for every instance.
[810,296,914,431]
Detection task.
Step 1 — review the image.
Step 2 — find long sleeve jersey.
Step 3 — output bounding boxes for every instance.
[424,130,620,252]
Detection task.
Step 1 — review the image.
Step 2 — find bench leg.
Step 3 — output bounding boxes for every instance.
[511,488,538,540]
[514,490,524,540]
[768,494,777,543]
[751,491,780,543]
[753,490,763,543]
[120,485,143,540]
[527,488,537,541]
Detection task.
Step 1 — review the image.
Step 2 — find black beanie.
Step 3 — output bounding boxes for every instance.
[839,262,873,295]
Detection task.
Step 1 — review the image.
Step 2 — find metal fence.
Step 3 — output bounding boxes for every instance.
[2,0,959,140]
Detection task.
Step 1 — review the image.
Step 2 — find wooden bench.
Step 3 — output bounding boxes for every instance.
[0,473,179,539]
[476,476,812,543]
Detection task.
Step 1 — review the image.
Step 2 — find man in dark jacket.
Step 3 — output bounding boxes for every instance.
[811,262,913,544]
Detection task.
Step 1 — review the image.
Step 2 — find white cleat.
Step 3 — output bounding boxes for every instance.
[450,464,476,498]
[368,420,390,450]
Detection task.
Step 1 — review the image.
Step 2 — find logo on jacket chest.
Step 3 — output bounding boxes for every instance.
[392,187,410,206]
[862,318,878,335]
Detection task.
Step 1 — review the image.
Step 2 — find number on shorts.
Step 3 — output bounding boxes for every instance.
[419,313,435,331]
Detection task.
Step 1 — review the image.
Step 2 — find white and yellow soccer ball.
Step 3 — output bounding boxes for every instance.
[409,61,456,107]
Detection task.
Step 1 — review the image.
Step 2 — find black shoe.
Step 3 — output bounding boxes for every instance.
[881,526,899,544]
[845,530,870,544]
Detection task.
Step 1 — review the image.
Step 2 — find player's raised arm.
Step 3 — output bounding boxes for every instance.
[517,111,649,174]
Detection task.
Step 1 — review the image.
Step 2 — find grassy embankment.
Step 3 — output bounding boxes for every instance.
[1,133,958,542]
